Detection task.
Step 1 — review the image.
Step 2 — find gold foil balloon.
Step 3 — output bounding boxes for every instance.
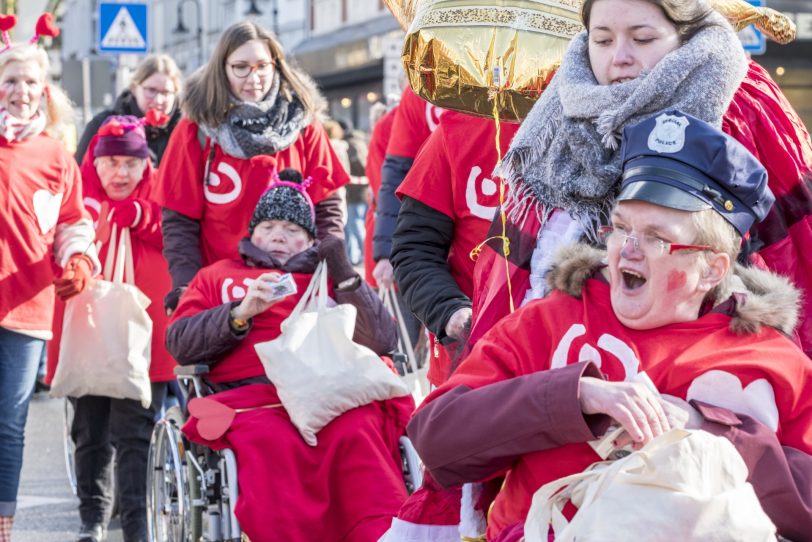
[393,0,584,121]
[383,0,796,121]
[710,0,796,44]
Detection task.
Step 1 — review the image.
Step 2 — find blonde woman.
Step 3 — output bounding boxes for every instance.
[75,53,182,166]
[0,41,100,539]
[157,21,349,312]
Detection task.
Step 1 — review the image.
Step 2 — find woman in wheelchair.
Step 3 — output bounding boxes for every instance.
[408,115,812,542]
[166,166,411,542]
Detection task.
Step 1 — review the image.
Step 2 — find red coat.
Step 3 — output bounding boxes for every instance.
[469,61,812,355]
[155,119,349,266]
[364,107,397,287]
[0,134,90,334]
[47,135,175,383]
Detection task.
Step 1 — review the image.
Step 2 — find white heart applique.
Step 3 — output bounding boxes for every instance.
[686,370,779,431]
[32,190,64,234]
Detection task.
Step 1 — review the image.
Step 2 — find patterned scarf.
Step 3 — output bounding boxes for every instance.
[0,106,46,142]
[201,72,307,159]
[497,12,747,236]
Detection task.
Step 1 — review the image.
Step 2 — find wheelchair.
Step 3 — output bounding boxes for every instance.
[146,363,424,542]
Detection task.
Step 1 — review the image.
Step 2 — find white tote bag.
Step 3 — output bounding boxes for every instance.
[524,428,776,542]
[379,286,431,404]
[254,261,409,446]
[51,225,153,408]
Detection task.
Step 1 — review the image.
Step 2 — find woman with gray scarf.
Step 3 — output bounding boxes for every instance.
[156,21,351,312]
[464,0,765,350]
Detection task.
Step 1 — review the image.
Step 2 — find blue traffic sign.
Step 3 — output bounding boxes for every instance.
[98,2,148,54]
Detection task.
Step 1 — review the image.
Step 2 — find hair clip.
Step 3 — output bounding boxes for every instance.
[0,15,16,52]
[30,13,59,45]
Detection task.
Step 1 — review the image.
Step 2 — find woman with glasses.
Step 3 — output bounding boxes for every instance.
[467,0,812,364]
[156,21,349,313]
[48,115,175,542]
[76,54,182,167]
[408,113,812,542]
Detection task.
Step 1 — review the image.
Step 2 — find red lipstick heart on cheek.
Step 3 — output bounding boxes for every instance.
[666,270,687,291]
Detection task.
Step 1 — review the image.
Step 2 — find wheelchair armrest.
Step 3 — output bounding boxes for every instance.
[390,352,410,377]
[174,364,211,376]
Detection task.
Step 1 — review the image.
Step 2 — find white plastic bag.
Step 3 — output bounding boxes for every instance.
[51,225,153,408]
[524,428,776,542]
[255,261,409,446]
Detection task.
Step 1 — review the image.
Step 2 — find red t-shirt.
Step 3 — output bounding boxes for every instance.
[385,86,444,159]
[156,119,349,265]
[0,134,90,333]
[438,279,812,538]
[397,111,520,298]
[170,259,329,383]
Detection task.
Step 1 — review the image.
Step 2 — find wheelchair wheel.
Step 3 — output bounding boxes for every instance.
[147,407,201,542]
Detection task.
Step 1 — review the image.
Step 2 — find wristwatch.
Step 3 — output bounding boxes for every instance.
[229,307,250,331]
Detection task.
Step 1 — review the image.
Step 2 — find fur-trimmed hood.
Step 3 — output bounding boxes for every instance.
[546,243,800,337]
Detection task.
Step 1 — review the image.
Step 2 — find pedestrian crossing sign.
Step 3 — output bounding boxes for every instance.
[98,2,148,54]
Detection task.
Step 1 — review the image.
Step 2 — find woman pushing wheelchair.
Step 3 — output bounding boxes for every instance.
[408,113,812,542]
[166,162,411,542]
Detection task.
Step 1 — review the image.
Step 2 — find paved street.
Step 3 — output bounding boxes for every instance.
[14,392,124,542]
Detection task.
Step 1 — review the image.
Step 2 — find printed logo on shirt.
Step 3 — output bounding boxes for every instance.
[32,189,64,234]
[465,166,499,220]
[687,370,779,431]
[550,323,640,381]
[221,277,256,303]
[204,161,243,205]
[425,104,444,133]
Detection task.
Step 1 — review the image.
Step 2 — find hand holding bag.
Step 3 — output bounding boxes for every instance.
[254,261,409,446]
[50,225,153,408]
[524,428,776,542]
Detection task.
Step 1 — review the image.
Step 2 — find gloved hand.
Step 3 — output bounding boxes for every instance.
[164,286,187,316]
[317,235,358,285]
[109,199,145,229]
[53,254,94,301]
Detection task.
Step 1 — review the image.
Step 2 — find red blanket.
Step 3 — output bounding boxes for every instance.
[183,384,413,542]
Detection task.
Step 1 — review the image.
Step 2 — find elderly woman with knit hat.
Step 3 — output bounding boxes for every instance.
[166,168,413,542]
[48,115,174,542]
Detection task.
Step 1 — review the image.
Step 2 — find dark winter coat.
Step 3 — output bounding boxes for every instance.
[75,90,181,167]
[390,196,470,342]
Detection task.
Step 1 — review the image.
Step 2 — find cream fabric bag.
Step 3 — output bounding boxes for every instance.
[51,226,153,408]
[379,286,431,404]
[255,261,409,446]
[524,428,776,542]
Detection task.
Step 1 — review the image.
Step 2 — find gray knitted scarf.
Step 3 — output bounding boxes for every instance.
[201,72,306,159]
[497,12,747,234]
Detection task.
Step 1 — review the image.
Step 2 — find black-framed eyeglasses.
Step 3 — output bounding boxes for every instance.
[228,61,274,79]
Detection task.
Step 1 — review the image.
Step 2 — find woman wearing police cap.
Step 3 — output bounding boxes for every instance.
[468,0,812,362]
[408,112,812,542]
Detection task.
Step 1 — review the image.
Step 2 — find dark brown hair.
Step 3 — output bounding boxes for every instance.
[182,21,320,127]
[581,0,717,43]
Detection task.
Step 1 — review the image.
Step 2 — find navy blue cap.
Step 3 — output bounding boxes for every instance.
[617,111,774,236]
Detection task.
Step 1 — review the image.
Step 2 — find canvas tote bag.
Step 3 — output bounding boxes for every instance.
[379,285,431,403]
[524,428,776,542]
[254,261,409,446]
[51,225,153,408]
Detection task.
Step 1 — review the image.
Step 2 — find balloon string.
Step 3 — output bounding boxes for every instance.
[493,97,515,314]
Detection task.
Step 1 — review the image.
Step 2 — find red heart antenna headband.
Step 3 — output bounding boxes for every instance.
[96,111,171,137]
[0,13,60,53]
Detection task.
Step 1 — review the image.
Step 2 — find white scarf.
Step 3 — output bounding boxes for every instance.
[0,106,46,142]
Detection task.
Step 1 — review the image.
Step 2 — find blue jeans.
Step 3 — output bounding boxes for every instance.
[345,202,368,264]
[0,327,44,516]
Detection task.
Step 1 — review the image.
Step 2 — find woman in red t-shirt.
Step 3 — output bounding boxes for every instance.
[157,21,349,312]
